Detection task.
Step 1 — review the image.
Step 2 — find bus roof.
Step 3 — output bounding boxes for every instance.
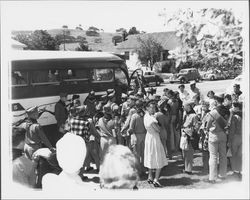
[11,50,123,61]
[11,50,124,70]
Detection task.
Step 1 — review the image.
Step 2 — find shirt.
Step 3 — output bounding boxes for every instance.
[178,89,190,103]
[129,113,146,135]
[68,117,90,142]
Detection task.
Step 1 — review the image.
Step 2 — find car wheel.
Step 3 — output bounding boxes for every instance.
[156,81,160,86]
[210,76,215,81]
[180,78,185,84]
[195,78,200,82]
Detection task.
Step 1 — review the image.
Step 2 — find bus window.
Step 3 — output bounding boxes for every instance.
[48,70,59,82]
[61,68,89,82]
[92,68,113,82]
[31,70,60,84]
[115,68,128,85]
[12,71,28,86]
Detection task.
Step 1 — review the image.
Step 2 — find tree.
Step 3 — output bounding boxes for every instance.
[75,37,90,51]
[137,36,163,70]
[54,34,76,45]
[62,25,68,29]
[128,26,140,35]
[116,28,127,33]
[166,8,243,71]
[14,30,58,50]
[88,26,99,32]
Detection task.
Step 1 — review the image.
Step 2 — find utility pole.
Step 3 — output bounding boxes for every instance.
[158,8,167,26]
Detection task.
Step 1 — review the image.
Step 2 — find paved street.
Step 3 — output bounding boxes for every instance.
[151,79,233,97]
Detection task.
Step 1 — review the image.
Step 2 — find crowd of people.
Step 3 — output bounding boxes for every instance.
[12,80,243,190]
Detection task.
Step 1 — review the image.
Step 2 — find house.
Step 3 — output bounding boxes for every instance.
[11,39,27,50]
[116,31,181,71]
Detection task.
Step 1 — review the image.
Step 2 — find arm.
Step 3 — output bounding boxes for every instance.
[54,103,62,125]
[36,125,53,149]
[121,109,136,132]
[128,114,136,135]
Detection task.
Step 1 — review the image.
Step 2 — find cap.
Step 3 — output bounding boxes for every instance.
[26,106,39,116]
[59,92,67,98]
[190,80,196,85]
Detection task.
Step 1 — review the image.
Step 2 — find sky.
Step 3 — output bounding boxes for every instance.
[1,1,247,33]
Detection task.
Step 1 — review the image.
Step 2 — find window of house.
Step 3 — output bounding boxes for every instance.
[12,71,28,86]
[92,68,114,82]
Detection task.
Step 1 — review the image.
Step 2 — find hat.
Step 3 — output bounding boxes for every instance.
[72,94,80,100]
[59,92,67,98]
[107,89,114,95]
[178,84,185,89]
[190,81,196,85]
[233,84,240,88]
[26,106,39,116]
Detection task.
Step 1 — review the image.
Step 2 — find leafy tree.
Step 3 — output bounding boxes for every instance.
[128,26,140,35]
[88,26,99,32]
[62,25,68,29]
[166,8,243,71]
[75,37,90,51]
[137,36,163,70]
[86,30,100,37]
[54,34,76,45]
[14,30,58,50]
[116,28,127,33]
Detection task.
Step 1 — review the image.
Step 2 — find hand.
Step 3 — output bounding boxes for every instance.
[130,134,137,147]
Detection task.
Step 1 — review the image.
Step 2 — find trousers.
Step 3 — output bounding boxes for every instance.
[182,144,194,172]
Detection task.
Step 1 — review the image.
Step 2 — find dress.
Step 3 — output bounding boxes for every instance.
[144,112,168,169]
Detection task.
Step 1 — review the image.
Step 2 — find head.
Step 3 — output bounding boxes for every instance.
[99,145,139,189]
[127,96,136,107]
[26,106,39,120]
[72,94,80,102]
[207,91,215,99]
[190,81,196,90]
[232,102,242,112]
[166,90,175,99]
[135,100,144,115]
[200,100,210,112]
[178,84,185,93]
[233,84,240,93]
[163,88,169,96]
[214,95,224,106]
[73,99,81,107]
[12,127,26,150]
[60,92,68,103]
[56,133,86,174]
[224,94,232,107]
[146,100,156,115]
[103,113,112,123]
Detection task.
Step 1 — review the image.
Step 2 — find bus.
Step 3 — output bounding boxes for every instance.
[11,50,130,129]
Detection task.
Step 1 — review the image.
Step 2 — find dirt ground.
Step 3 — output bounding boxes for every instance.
[84,150,242,190]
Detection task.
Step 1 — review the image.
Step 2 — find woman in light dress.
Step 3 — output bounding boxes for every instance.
[144,100,168,187]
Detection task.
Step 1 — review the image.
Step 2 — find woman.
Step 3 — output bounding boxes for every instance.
[155,99,171,158]
[144,100,168,187]
[181,101,199,175]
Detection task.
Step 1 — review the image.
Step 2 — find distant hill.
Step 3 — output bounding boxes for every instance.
[12,28,123,52]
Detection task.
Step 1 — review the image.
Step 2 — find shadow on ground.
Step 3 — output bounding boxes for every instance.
[160,177,200,187]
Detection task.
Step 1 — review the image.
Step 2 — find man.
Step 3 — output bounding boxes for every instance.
[178,84,190,104]
[103,91,119,114]
[55,92,68,134]
[223,94,232,110]
[231,84,243,102]
[12,127,37,188]
[205,94,230,183]
[84,90,97,118]
[189,81,201,103]
[128,100,147,176]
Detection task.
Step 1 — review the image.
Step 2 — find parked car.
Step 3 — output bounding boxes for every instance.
[202,69,226,81]
[169,68,201,84]
[143,71,164,86]
[225,74,243,95]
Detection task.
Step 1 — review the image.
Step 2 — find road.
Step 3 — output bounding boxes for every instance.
[150,79,233,97]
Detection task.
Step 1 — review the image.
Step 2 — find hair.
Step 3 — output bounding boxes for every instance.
[163,88,169,92]
[99,145,139,189]
[167,90,175,97]
[207,90,215,97]
[178,84,185,89]
[214,95,224,104]
[233,102,242,110]
[194,95,200,102]
[72,94,80,101]
[224,94,232,101]
[145,99,156,108]
[12,127,26,147]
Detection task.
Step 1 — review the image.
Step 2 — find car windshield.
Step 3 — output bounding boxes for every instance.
[179,69,189,73]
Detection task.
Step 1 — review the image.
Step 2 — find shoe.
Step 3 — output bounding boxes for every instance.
[86,167,94,172]
[204,179,216,184]
[132,185,138,190]
[80,175,88,181]
[153,181,163,188]
[217,175,226,181]
[182,170,192,175]
[147,179,154,184]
